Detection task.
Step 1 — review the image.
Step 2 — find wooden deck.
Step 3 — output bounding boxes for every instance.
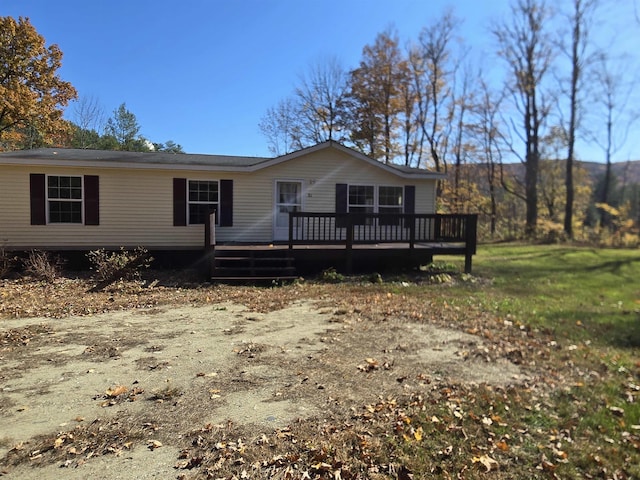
[206,213,477,281]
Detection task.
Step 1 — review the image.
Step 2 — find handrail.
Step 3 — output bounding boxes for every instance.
[288,212,476,245]
[288,212,478,273]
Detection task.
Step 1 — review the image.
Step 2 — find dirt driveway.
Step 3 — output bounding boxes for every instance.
[1,294,528,479]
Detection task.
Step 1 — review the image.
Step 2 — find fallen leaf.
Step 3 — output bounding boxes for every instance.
[495,440,509,451]
[473,454,499,472]
[609,406,625,416]
[147,440,163,450]
[105,385,128,398]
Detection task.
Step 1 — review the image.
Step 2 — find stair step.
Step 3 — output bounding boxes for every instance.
[211,248,297,281]
[210,276,299,283]
[213,267,296,273]
[214,257,294,262]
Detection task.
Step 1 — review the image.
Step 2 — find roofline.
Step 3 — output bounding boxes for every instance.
[0,156,259,172]
[248,141,445,179]
[0,142,445,179]
[0,148,268,172]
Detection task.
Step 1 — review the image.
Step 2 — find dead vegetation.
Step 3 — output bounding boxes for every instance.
[1,270,638,479]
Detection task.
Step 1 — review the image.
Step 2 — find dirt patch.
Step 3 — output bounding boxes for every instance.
[0,294,529,479]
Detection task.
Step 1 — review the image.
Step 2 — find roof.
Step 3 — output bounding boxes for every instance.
[0,148,269,168]
[0,141,444,179]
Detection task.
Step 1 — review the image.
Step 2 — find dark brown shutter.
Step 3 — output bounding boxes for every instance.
[219,179,233,227]
[84,175,100,225]
[30,173,46,225]
[335,183,348,228]
[404,185,415,214]
[173,178,187,226]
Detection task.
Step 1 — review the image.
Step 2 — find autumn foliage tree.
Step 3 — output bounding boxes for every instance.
[347,29,407,164]
[0,16,77,150]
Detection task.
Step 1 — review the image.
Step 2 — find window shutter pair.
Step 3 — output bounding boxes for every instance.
[29,174,99,225]
[173,178,233,227]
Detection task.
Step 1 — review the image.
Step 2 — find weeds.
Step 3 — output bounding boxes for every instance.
[86,247,153,283]
[23,250,63,282]
[0,245,17,279]
[86,247,153,292]
[320,267,344,283]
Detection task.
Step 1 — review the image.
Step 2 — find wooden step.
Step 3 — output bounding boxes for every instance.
[214,256,294,263]
[209,276,299,283]
[211,248,297,282]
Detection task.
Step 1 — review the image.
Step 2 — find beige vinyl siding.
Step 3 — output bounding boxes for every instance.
[0,147,436,249]
[0,166,30,246]
[0,166,218,249]
[259,148,436,214]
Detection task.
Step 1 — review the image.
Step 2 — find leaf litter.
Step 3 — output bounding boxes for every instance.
[1,273,639,479]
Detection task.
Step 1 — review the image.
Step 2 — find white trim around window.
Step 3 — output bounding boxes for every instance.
[46,174,84,224]
[347,184,404,214]
[187,179,219,225]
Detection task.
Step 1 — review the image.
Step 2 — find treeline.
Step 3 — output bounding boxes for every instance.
[0,17,182,154]
[259,0,639,243]
[66,100,184,153]
[8,98,184,154]
[449,159,639,245]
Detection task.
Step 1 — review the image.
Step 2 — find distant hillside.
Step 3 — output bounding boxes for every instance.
[579,160,640,186]
[451,160,640,188]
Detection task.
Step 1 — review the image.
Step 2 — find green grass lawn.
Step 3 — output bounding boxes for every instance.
[417,243,640,478]
[472,243,640,347]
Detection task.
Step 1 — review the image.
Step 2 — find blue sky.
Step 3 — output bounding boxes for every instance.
[2,0,638,161]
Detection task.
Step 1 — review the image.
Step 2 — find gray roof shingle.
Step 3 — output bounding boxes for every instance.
[0,148,270,167]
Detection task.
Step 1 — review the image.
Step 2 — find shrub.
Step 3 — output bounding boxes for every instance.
[320,267,344,283]
[422,261,458,274]
[369,272,383,284]
[0,245,17,279]
[23,250,63,283]
[86,247,153,283]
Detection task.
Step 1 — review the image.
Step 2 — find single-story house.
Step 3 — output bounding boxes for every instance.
[0,141,477,276]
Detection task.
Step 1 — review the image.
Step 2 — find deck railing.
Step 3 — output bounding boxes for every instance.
[288,212,478,272]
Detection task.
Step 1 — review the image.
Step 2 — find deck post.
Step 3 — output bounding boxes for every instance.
[204,211,216,278]
[288,212,294,250]
[464,214,478,274]
[409,214,416,249]
[345,214,353,274]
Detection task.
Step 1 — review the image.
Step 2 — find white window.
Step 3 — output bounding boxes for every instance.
[348,185,375,214]
[47,175,83,223]
[347,185,404,214]
[188,180,219,225]
[378,186,404,214]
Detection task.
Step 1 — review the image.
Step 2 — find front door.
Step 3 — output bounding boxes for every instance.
[273,180,303,241]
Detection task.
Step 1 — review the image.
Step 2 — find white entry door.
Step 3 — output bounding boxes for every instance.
[273,180,303,241]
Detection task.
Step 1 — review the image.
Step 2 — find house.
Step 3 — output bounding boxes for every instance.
[0,141,476,276]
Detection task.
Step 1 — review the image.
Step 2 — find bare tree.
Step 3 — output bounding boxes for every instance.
[470,77,506,237]
[70,95,106,148]
[397,59,419,166]
[493,0,556,237]
[258,97,301,156]
[411,9,460,172]
[295,56,348,145]
[560,0,598,238]
[451,57,475,206]
[591,54,636,218]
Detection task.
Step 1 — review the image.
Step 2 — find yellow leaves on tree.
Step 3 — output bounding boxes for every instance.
[0,16,77,149]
